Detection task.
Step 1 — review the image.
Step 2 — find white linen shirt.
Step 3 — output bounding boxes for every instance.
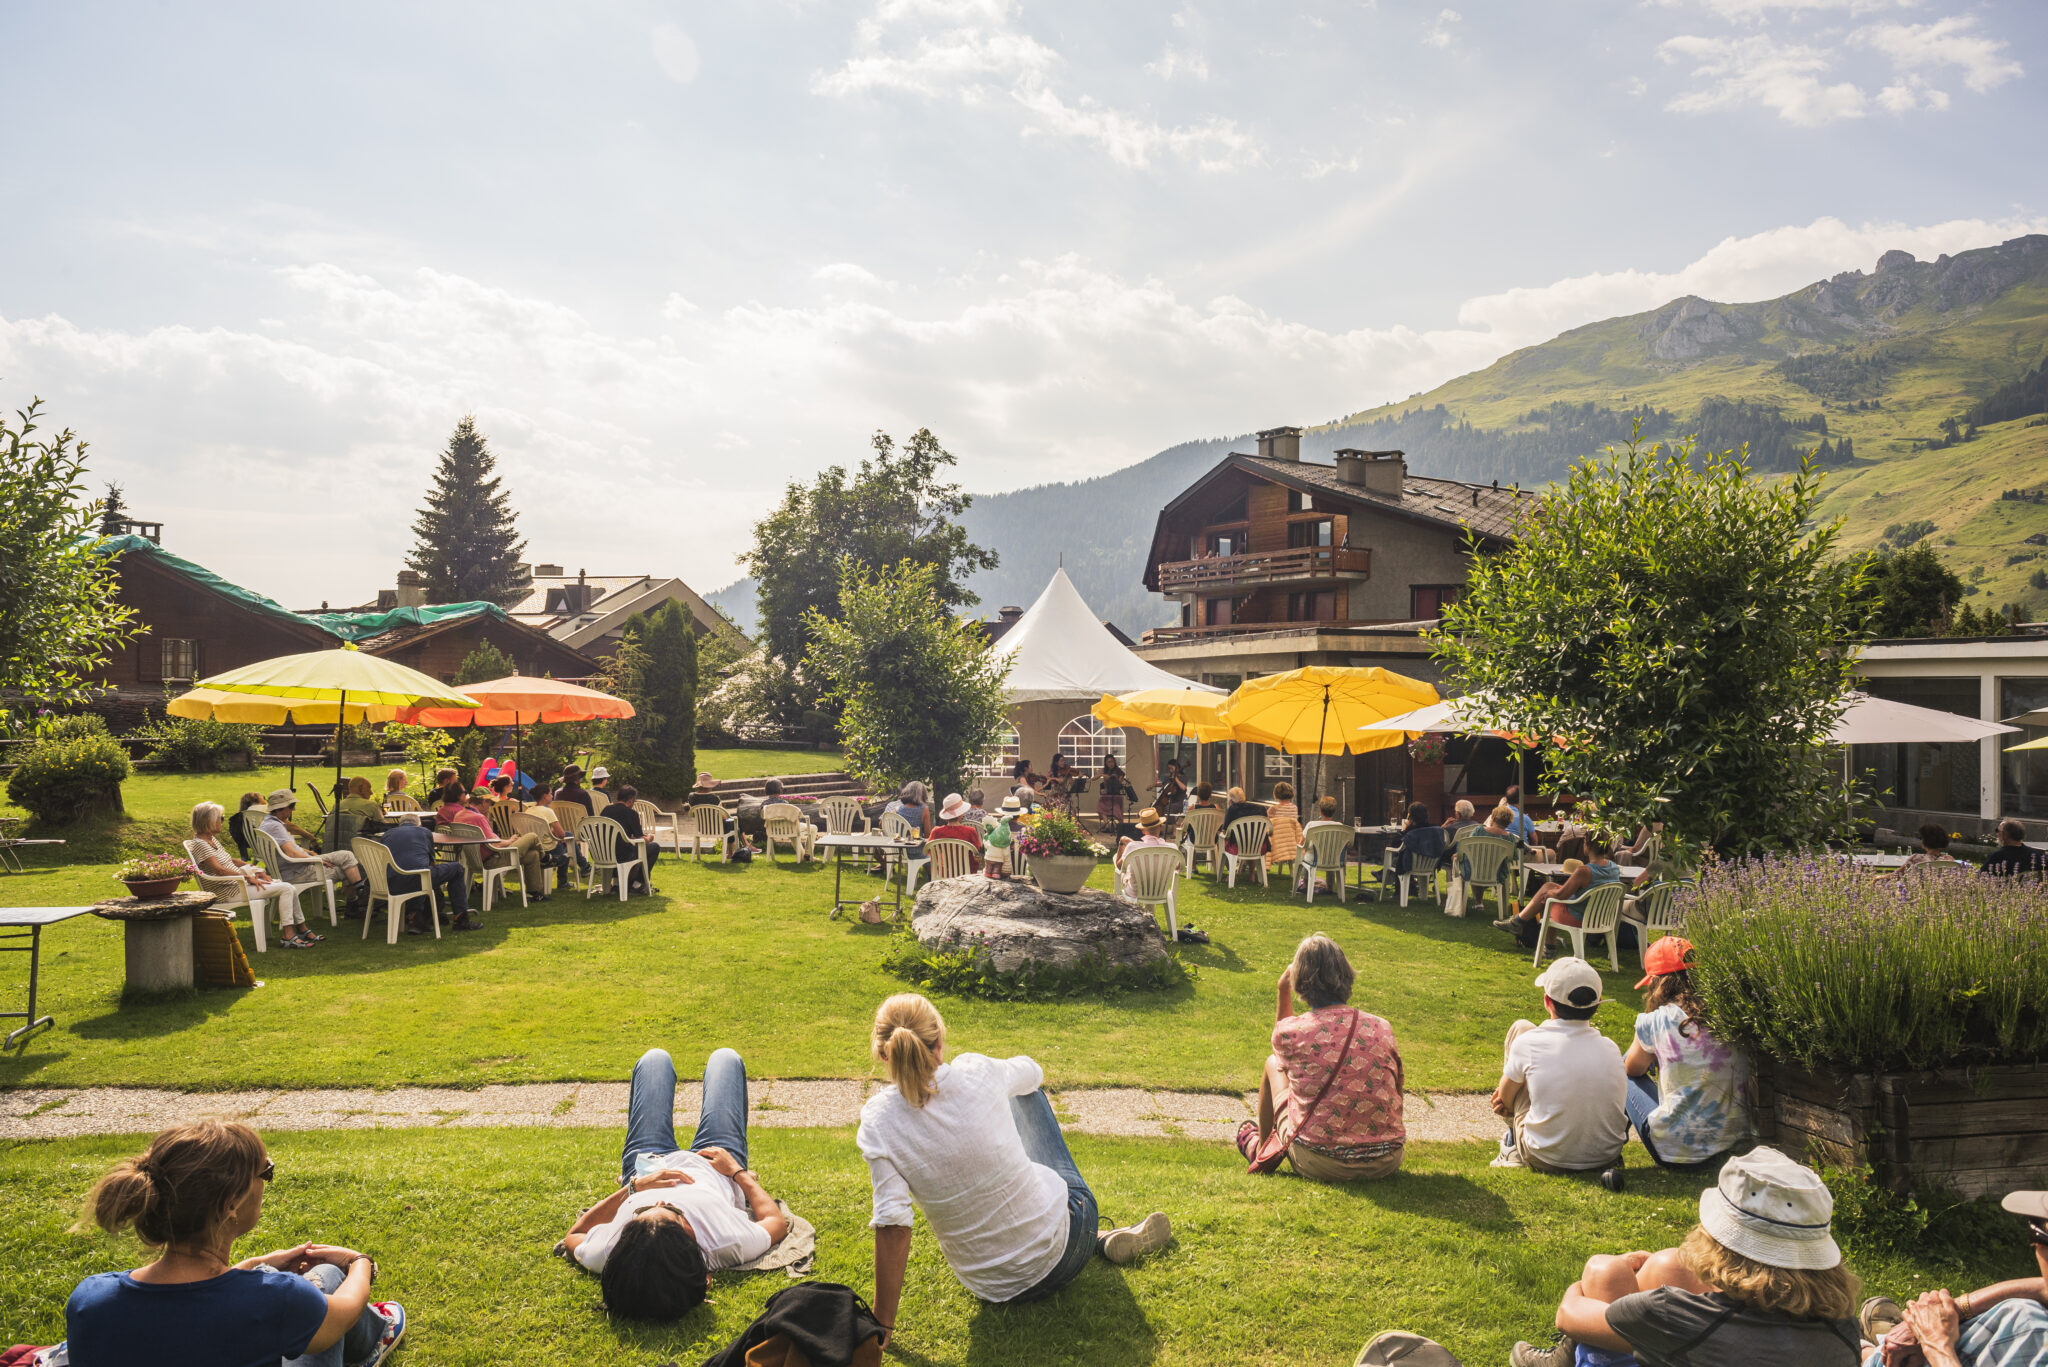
[571,1149,772,1273]
[855,1053,1068,1304]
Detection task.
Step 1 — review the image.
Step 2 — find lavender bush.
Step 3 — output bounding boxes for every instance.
[1686,855,2048,1072]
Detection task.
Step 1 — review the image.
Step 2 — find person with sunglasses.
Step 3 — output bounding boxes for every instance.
[1860,1190,2048,1367]
[64,1120,404,1367]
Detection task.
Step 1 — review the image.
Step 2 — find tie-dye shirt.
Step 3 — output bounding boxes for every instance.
[1633,1003,1754,1164]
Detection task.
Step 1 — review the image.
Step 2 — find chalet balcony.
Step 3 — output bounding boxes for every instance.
[1141,618,1384,644]
[1156,545,1370,592]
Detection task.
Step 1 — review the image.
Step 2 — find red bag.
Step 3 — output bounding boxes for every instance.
[1242,1008,1360,1174]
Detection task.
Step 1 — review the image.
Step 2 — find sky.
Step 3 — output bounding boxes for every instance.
[2,0,2043,608]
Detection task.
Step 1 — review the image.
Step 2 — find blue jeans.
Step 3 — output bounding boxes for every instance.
[391,860,468,922]
[284,1262,384,1367]
[1006,1089,1101,1303]
[1624,1075,1665,1164]
[621,1047,749,1184]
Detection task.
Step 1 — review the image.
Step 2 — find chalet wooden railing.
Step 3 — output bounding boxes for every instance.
[1142,618,1379,643]
[1157,545,1369,592]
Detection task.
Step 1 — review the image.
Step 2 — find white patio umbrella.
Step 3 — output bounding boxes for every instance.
[1357,694,1506,736]
[1828,693,2018,745]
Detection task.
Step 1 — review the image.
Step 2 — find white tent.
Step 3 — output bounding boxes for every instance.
[1830,693,2017,746]
[999,568,1220,703]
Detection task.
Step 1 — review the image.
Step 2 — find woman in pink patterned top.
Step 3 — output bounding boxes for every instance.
[1239,933,1406,1182]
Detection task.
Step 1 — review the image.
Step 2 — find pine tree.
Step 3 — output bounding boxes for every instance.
[624,601,698,798]
[405,417,531,606]
[97,482,129,536]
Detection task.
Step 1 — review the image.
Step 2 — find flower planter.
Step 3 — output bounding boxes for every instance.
[119,876,186,900]
[1754,1056,2048,1198]
[1030,854,1099,895]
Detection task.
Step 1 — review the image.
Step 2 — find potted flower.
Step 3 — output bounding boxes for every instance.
[1015,809,1109,895]
[114,852,194,900]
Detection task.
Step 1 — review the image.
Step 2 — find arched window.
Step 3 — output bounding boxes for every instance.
[970,725,1021,779]
[1058,714,1125,773]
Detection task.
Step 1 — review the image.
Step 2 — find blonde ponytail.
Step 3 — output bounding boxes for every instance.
[873,993,945,1108]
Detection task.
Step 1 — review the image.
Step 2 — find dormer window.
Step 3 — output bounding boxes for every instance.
[1288,491,1316,512]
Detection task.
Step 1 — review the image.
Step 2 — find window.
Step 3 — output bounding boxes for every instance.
[1058,715,1125,772]
[1288,520,1333,549]
[1180,602,1193,627]
[969,726,1021,779]
[161,638,198,681]
[1852,677,1982,816]
[1288,491,1316,512]
[1214,495,1247,524]
[2001,678,2048,818]
[1205,532,1238,557]
[1410,585,1460,620]
[1287,591,1336,622]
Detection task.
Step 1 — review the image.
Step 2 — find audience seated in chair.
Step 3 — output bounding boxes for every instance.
[1219,787,1271,857]
[189,800,308,947]
[337,777,383,832]
[859,994,1172,1347]
[686,772,758,856]
[260,790,367,916]
[601,785,661,893]
[1980,819,2048,877]
[1114,808,1175,891]
[1490,957,1627,1182]
[561,1047,788,1320]
[1237,934,1405,1183]
[63,1121,405,1367]
[1501,832,1630,950]
[378,811,475,932]
[932,794,983,851]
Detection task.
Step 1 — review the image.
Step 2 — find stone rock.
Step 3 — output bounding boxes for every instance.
[911,877,1168,976]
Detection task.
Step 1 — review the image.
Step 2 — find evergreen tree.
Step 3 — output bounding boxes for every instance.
[405,417,532,606]
[625,601,699,798]
[97,482,129,536]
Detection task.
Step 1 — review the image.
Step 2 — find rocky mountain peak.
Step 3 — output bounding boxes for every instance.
[1875,249,1917,274]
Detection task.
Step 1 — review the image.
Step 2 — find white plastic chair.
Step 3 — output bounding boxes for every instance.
[818,796,866,836]
[1181,807,1224,877]
[1220,816,1271,889]
[351,837,441,944]
[477,835,530,914]
[882,811,932,894]
[1299,822,1353,904]
[634,799,677,851]
[1451,834,1519,919]
[551,799,590,889]
[762,803,814,865]
[922,837,980,885]
[1120,844,1182,940]
[1534,881,1626,970]
[184,838,283,954]
[1621,880,1688,966]
[688,803,738,863]
[381,792,422,814]
[246,827,339,930]
[581,815,645,900]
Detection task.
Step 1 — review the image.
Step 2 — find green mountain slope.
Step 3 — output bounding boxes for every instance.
[711,235,2048,637]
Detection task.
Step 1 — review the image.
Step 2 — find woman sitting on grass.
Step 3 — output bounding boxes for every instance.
[1624,937,1753,1169]
[1513,1147,1861,1367]
[1237,934,1405,1182]
[64,1120,404,1367]
[858,994,1171,1346]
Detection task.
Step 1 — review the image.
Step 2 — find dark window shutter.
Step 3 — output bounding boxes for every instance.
[138,634,163,683]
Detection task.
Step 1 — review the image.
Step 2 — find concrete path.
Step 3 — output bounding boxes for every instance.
[0,1083,1500,1145]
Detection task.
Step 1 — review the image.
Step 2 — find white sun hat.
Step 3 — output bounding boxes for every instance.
[1698,1146,1842,1271]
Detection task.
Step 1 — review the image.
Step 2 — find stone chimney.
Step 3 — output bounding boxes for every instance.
[1334,448,1406,497]
[533,563,563,577]
[393,569,428,608]
[999,605,1024,623]
[1256,425,1302,462]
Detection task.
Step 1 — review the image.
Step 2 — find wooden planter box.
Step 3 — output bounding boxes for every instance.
[1755,1057,2048,1198]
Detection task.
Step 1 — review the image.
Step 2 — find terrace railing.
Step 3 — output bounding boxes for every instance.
[1156,545,1369,592]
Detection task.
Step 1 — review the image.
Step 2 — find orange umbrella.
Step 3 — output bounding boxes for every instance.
[397,675,635,727]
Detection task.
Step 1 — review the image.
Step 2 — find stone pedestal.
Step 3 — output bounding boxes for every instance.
[123,918,196,992]
[912,877,1167,974]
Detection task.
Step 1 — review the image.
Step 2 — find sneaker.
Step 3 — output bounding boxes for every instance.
[1510,1332,1576,1367]
[1861,1296,1905,1344]
[1492,917,1519,930]
[362,1301,406,1367]
[1175,926,1210,944]
[1600,1163,1626,1192]
[1099,1211,1171,1264]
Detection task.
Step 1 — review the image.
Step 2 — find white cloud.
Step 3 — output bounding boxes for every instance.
[1423,8,1462,49]
[651,23,701,84]
[813,0,1259,169]
[1655,0,1911,18]
[1303,151,1363,179]
[1855,17,2022,94]
[1145,48,1208,81]
[1659,33,1867,125]
[10,215,2043,606]
[813,262,895,290]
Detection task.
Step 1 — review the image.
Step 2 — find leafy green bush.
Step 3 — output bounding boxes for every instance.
[1821,1164,2030,1265]
[127,714,263,771]
[1688,855,2048,1070]
[882,929,1189,1001]
[7,728,132,823]
[37,713,113,741]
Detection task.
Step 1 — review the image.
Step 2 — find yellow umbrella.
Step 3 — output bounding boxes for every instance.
[170,643,478,794]
[1221,665,1440,800]
[1091,688,1235,742]
[2005,736,2048,752]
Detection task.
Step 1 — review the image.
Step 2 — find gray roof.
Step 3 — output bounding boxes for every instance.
[1236,454,1535,542]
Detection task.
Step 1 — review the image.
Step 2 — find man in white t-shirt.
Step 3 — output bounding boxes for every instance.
[1490,957,1628,1183]
[561,1047,789,1320]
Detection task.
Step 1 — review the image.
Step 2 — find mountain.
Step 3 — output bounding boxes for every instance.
[709,234,2048,637]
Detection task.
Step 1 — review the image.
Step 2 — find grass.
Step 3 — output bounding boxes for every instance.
[695,746,845,781]
[0,771,1634,1091]
[0,1128,2025,1367]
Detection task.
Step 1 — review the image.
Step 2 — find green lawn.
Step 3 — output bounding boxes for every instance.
[0,771,1632,1092]
[1,1129,2021,1367]
[696,746,845,781]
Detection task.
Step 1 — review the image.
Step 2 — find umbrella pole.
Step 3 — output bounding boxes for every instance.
[287,711,297,790]
[333,688,347,846]
[1311,686,1330,805]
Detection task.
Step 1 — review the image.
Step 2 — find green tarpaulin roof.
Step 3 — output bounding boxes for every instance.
[91,535,506,643]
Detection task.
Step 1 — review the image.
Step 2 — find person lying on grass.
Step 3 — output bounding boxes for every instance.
[65,1120,405,1367]
[1512,1146,1861,1367]
[859,993,1172,1349]
[1858,1187,2048,1367]
[561,1048,788,1321]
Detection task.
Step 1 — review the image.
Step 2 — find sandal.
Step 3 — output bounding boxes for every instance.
[1235,1120,1260,1163]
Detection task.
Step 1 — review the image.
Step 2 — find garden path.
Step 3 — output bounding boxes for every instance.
[0,1082,1499,1144]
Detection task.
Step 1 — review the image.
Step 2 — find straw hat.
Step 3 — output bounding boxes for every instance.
[939,794,971,821]
[265,789,297,812]
[693,771,718,791]
[1136,807,1164,830]
[998,795,1024,815]
[1699,1146,1841,1270]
